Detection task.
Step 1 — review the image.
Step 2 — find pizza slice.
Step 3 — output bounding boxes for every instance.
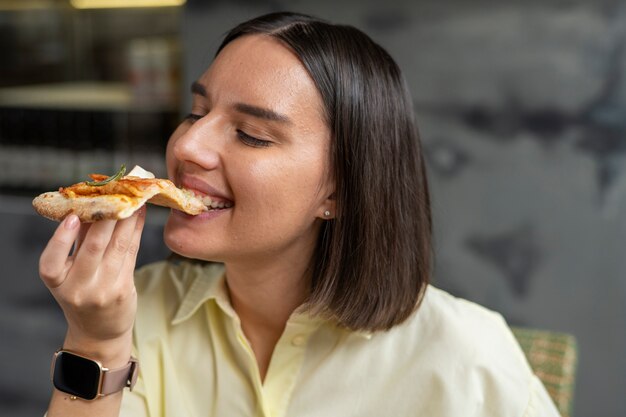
[32,165,207,222]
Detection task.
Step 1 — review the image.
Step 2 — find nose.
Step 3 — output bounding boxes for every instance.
[171,116,223,170]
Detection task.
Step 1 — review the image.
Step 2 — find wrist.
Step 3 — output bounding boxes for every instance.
[63,330,133,368]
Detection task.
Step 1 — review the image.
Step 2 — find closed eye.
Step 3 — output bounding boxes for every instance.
[185,113,203,123]
[237,130,271,148]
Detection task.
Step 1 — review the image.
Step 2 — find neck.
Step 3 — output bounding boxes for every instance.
[222,220,323,381]
[223,245,315,381]
[224,222,322,332]
[225,255,311,333]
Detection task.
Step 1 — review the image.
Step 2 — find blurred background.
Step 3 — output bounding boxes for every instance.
[0,0,624,416]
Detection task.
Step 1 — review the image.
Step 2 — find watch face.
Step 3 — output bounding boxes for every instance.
[52,351,102,400]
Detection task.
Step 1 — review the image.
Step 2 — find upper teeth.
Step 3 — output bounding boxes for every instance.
[183,188,232,209]
[201,195,232,209]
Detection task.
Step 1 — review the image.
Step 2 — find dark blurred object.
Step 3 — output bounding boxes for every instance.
[0,2,184,196]
[0,5,70,87]
[0,83,177,195]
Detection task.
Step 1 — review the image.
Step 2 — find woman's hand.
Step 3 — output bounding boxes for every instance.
[39,207,146,364]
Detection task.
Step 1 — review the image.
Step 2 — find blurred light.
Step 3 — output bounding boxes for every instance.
[70,0,185,8]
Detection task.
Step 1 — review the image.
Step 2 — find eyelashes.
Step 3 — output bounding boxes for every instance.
[184,113,271,148]
[185,113,203,122]
[236,130,271,148]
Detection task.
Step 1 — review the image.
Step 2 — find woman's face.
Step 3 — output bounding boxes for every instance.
[164,34,333,265]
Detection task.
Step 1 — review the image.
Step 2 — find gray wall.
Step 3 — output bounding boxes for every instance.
[179,1,624,416]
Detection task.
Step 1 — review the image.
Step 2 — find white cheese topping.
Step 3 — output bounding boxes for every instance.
[126,165,156,179]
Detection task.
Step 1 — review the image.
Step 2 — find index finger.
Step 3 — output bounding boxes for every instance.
[73,222,92,255]
[39,214,81,288]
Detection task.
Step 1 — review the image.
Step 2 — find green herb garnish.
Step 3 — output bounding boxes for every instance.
[86,164,126,186]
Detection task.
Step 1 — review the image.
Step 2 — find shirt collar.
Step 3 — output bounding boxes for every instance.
[171,262,234,325]
[170,261,372,340]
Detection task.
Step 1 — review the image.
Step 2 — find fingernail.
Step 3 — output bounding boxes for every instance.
[64,214,79,230]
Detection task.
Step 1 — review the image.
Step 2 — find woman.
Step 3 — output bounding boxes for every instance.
[40,12,560,417]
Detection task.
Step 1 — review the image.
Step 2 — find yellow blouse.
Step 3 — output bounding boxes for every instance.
[121,260,561,417]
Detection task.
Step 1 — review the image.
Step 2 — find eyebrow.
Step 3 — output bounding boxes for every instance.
[190,81,291,124]
[233,103,291,124]
[191,81,207,97]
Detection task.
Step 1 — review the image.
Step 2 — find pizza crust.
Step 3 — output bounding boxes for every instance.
[32,192,144,222]
[32,177,207,223]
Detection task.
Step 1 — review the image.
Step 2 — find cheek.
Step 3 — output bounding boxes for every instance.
[238,162,287,212]
[240,150,327,217]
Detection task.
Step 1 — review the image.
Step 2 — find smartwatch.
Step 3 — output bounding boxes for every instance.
[51,349,139,401]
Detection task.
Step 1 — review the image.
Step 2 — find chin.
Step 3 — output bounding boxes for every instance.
[164,240,215,263]
[162,222,221,262]
[164,222,196,257]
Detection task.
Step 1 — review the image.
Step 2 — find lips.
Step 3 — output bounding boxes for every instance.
[178,174,234,210]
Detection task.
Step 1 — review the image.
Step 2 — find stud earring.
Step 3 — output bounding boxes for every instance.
[324,210,331,217]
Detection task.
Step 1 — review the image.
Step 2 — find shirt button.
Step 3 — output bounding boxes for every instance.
[291,334,306,347]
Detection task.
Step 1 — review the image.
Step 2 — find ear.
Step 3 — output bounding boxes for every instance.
[317,192,336,220]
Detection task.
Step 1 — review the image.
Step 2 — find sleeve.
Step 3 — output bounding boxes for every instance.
[521,375,563,417]
[119,330,149,416]
[119,373,149,417]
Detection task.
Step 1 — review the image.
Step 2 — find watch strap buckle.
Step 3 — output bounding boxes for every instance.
[126,357,140,391]
[101,356,139,396]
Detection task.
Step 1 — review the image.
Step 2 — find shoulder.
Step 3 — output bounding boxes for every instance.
[320,287,555,415]
[372,285,537,413]
[408,285,531,372]
[416,286,524,352]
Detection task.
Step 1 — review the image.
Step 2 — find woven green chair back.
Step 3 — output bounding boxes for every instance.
[511,327,578,417]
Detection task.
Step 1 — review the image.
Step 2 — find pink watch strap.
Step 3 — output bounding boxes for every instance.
[101,357,139,396]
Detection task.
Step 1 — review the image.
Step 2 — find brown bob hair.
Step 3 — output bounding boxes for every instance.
[216,12,432,332]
